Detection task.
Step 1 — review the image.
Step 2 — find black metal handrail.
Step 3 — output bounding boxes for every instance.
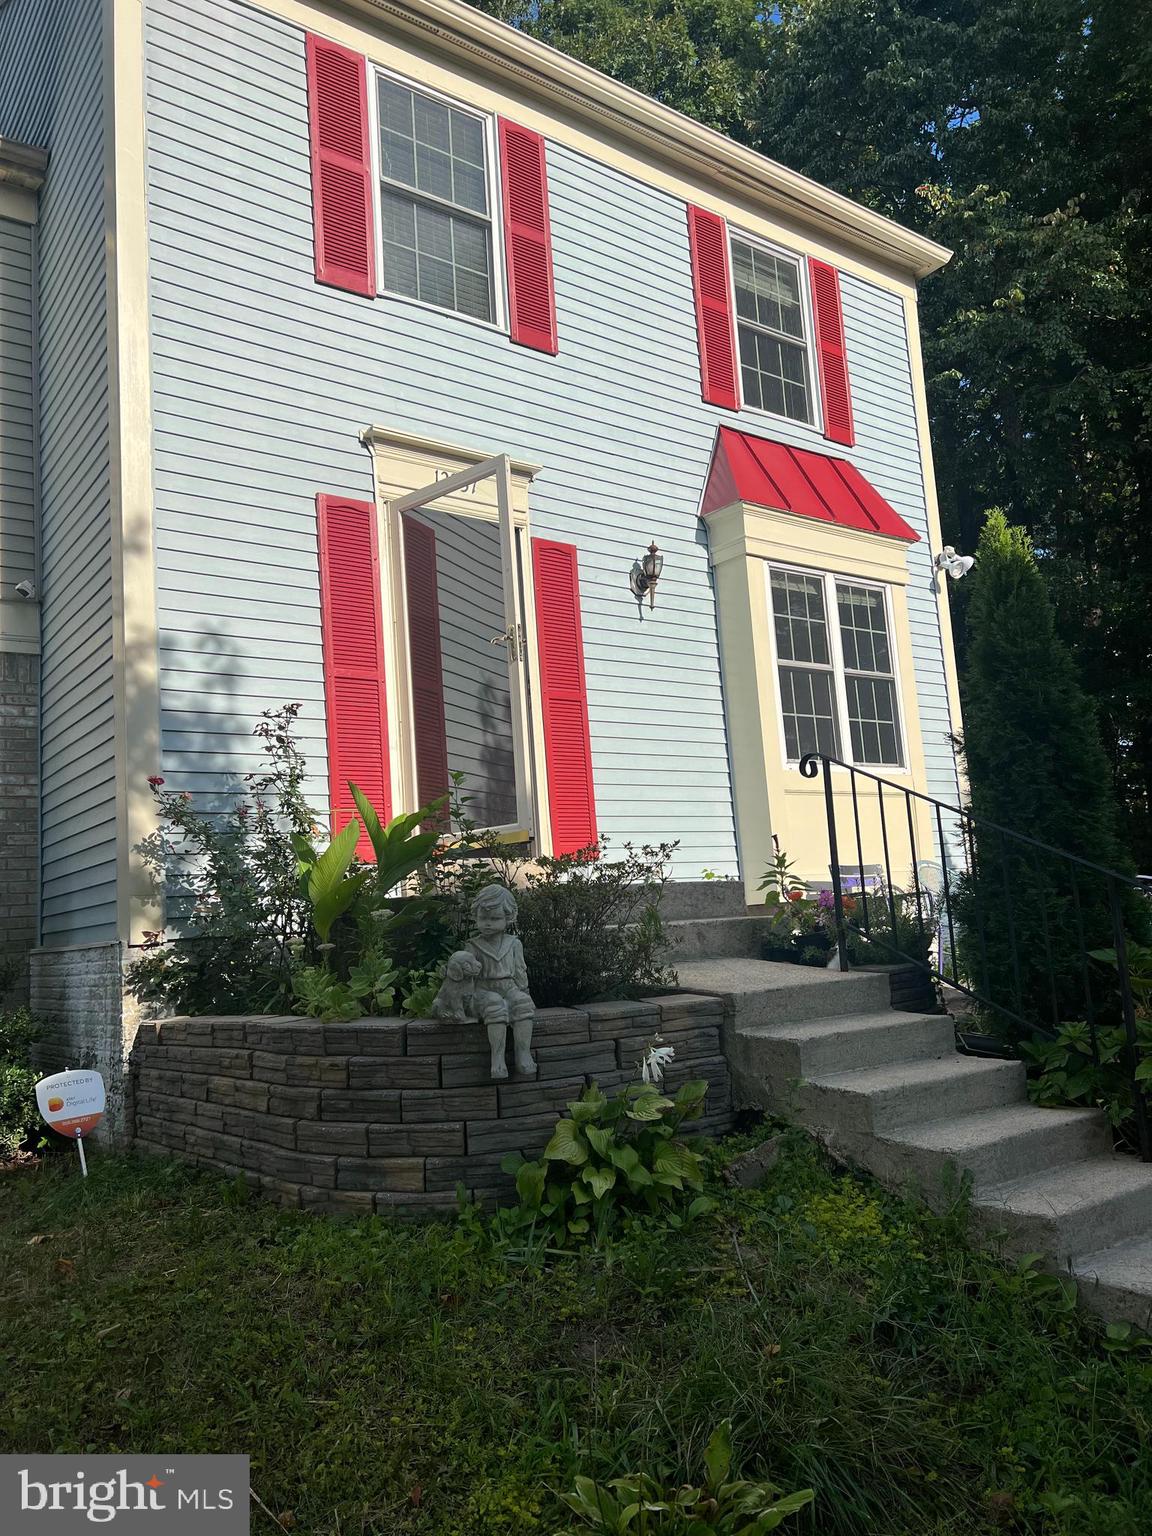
[799,751,1151,1161]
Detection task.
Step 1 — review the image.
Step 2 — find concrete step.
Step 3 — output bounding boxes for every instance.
[973,1156,1152,1262]
[738,1010,954,1083]
[666,915,772,961]
[656,879,750,921]
[678,957,893,1027]
[800,1054,1026,1137]
[874,1102,1111,1197]
[1070,1237,1152,1327]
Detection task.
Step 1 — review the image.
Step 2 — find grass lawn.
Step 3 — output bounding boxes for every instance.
[1,1127,1150,1536]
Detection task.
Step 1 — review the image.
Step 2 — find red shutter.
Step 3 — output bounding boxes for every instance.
[402,515,450,826]
[316,494,390,859]
[687,205,738,411]
[306,33,376,297]
[498,119,558,354]
[809,258,855,446]
[532,539,598,857]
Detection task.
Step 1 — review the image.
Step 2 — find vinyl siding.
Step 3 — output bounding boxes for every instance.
[0,216,35,596]
[143,0,959,875]
[0,0,117,944]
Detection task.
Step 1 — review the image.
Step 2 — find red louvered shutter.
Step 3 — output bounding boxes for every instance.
[498,119,558,354]
[808,259,855,446]
[687,205,738,411]
[401,516,450,827]
[306,33,376,297]
[532,539,598,857]
[317,495,390,859]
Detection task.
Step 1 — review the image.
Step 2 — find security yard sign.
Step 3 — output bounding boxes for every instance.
[34,1069,105,1175]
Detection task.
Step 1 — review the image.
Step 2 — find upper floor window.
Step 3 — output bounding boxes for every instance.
[375,74,498,324]
[769,566,904,768]
[730,237,816,425]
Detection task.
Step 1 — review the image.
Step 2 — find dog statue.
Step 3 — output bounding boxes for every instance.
[429,950,483,1024]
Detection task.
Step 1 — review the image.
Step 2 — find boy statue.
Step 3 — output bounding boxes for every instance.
[466,883,537,1081]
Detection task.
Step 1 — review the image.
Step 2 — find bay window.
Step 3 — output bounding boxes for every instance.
[768,566,904,768]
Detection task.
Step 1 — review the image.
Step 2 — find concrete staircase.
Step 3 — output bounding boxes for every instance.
[670,945,1152,1327]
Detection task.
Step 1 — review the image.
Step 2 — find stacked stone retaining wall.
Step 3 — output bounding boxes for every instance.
[130,995,733,1215]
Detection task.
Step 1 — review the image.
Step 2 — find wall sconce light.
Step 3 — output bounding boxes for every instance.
[629,542,664,609]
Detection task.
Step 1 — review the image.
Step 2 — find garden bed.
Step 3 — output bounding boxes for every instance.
[130,995,733,1212]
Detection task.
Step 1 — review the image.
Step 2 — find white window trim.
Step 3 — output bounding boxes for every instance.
[728,228,823,432]
[368,63,509,334]
[380,456,539,843]
[764,561,908,774]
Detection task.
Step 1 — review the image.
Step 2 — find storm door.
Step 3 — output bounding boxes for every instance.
[389,456,536,838]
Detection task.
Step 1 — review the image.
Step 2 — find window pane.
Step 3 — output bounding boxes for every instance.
[383,198,493,322]
[845,676,901,765]
[378,79,489,217]
[413,93,451,152]
[837,584,892,674]
[779,666,839,760]
[770,569,831,666]
[378,78,414,136]
[738,325,811,422]
[731,239,805,339]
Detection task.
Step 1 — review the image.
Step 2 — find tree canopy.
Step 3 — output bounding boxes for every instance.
[475,0,1152,862]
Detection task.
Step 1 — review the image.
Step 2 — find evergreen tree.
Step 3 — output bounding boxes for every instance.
[955,511,1132,1029]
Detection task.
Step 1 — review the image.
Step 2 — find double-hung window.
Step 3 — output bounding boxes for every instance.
[730,237,816,425]
[768,566,904,768]
[375,73,498,324]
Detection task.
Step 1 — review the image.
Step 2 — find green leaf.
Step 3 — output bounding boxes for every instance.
[582,1164,617,1199]
[543,1119,589,1166]
[307,818,369,941]
[515,1158,547,1209]
[703,1419,733,1490]
[687,1195,716,1221]
[625,1092,675,1122]
[563,1477,620,1524]
[584,1124,614,1158]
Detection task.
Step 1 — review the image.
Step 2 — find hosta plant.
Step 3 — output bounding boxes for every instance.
[558,1421,814,1534]
[499,1078,714,1247]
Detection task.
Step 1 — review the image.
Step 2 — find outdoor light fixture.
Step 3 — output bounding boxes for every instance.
[629,542,664,609]
[933,546,975,589]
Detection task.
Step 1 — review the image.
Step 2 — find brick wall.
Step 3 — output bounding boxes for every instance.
[30,943,145,1144]
[0,650,39,999]
[130,996,734,1214]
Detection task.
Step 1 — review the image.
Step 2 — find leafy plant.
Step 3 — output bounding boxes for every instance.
[292,817,370,944]
[399,967,444,1019]
[558,1420,814,1534]
[127,705,320,1015]
[291,956,399,1023]
[498,1079,714,1248]
[0,1007,42,1159]
[757,838,809,905]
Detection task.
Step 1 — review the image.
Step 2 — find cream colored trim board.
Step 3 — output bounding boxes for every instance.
[253,0,947,292]
[708,502,935,897]
[361,427,553,855]
[105,0,162,944]
[901,291,966,798]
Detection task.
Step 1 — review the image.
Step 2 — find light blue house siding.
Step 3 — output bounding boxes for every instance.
[0,214,35,598]
[0,0,118,946]
[142,0,958,878]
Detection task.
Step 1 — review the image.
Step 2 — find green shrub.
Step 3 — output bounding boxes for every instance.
[0,1007,42,1159]
[955,512,1140,1033]
[497,1078,714,1249]
[559,1420,814,1534]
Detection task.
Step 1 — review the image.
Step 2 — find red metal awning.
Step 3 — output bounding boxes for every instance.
[700,426,919,542]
